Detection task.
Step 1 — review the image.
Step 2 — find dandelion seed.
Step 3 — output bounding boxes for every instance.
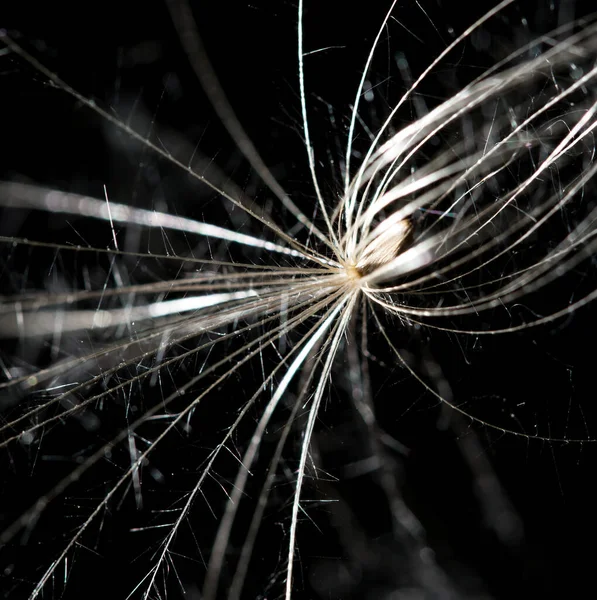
[1,1,597,598]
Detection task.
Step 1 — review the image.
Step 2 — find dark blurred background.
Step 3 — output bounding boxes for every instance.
[2,1,597,598]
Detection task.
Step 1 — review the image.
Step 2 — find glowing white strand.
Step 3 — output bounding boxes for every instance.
[0,290,259,337]
[0,182,318,262]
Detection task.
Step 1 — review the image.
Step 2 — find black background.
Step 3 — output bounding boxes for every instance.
[2,1,597,598]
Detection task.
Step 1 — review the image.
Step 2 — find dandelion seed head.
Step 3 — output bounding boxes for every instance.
[2,1,597,598]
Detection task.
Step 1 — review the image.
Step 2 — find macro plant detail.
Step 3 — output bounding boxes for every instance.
[1,0,597,598]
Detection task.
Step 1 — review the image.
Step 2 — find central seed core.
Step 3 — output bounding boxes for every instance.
[346,217,413,281]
